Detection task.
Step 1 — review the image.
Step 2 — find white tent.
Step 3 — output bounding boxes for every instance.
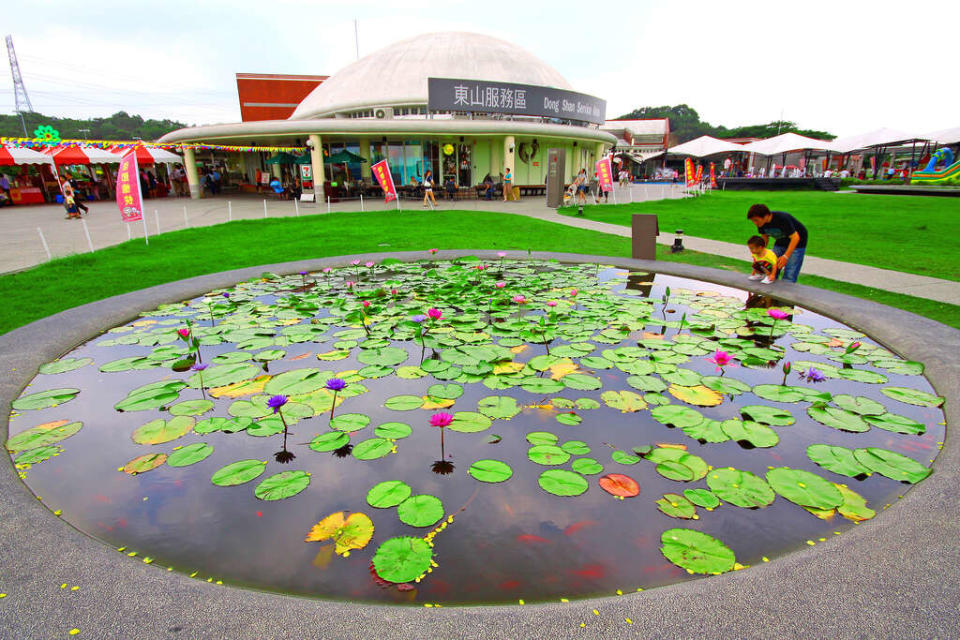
[828,128,928,153]
[924,127,960,145]
[740,132,835,155]
[667,136,747,157]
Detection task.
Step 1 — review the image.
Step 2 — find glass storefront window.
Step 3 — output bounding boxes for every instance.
[403,140,422,186]
[388,143,404,186]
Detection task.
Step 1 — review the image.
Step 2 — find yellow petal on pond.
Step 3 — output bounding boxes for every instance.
[493,361,524,375]
[802,506,836,520]
[625,618,633,624]
[657,443,688,450]
[421,396,455,410]
[209,375,271,399]
[509,345,529,354]
[280,319,302,326]
[70,586,79,591]
[68,629,80,636]
[642,332,664,340]
[549,362,582,380]
[667,384,723,407]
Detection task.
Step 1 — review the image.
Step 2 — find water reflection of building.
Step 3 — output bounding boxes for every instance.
[159,32,615,201]
[625,272,656,298]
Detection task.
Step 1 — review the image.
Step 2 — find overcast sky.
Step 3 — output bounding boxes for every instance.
[2,0,957,138]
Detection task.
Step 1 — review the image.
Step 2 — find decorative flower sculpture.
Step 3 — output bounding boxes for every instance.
[33,125,60,144]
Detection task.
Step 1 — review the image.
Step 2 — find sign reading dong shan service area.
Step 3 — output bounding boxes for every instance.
[427,78,606,125]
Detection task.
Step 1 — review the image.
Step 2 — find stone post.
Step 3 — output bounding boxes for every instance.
[183,146,201,199]
[309,134,325,202]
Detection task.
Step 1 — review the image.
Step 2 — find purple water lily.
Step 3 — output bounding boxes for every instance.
[802,367,826,383]
[267,394,289,414]
[325,378,347,420]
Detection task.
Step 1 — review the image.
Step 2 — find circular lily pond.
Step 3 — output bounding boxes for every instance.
[7,257,946,605]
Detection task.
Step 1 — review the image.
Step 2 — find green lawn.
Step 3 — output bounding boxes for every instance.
[1,210,957,335]
[559,191,960,281]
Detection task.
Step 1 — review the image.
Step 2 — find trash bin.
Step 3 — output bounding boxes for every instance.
[512,186,520,200]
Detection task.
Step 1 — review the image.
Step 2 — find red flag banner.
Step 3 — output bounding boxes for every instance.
[595,156,614,193]
[695,164,703,184]
[115,150,143,222]
[371,159,397,203]
[710,162,717,188]
[685,158,696,187]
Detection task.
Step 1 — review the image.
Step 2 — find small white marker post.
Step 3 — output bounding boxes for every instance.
[141,213,149,246]
[327,196,331,213]
[227,200,233,222]
[36,227,51,261]
[80,219,94,253]
[183,206,189,228]
[127,223,131,241]
[360,193,364,212]
[154,209,160,235]
[294,198,299,217]
[263,199,268,218]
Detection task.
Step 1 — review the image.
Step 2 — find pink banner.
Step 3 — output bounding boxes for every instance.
[595,156,614,193]
[115,150,143,222]
[371,159,397,202]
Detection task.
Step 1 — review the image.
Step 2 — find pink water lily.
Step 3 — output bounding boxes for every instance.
[351,259,361,266]
[494,281,506,289]
[546,300,558,307]
[362,300,370,308]
[427,308,443,320]
[177,328,190,338]
[322,267,332,273]
[365,261,375,268]
[767,309,789,320]
[429,412,454,428]
[512,295,527,304]
[391,288,398,296]
[428,248,439,254]
[497,252,507,258]
[708,349,733,372]
[570,288,578,296]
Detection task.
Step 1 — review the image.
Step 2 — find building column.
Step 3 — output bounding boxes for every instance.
[503,136,515,197]
[183,146,201,199]
[595,142,605,169]
[360,139,371,181]
[309,134,325,202]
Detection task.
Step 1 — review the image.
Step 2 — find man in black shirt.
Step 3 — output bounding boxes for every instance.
[746,203,808,282]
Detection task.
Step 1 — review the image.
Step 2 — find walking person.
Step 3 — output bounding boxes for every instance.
[502,167,513,202]
[575,169,587,205]
[61,174,89,216]
[422,170,437,208]
[746,203,808,283]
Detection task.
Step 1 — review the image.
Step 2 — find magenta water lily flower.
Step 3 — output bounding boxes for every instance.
[362,300,371,308]
[768,309,789,320]
[427,308,443,320]
[391,288,398,296]
[428,248,438,255]
[845,341,862,354]
[546,300,558,307]
[365,261,375,268]
[512,295,527,304]
[351,260,361,266]
[430,412,454,428]
[570,288,578,296]
[708,349,733,373]
[495,281,506,289]
[267,394,289,414]
[177,328,191,339]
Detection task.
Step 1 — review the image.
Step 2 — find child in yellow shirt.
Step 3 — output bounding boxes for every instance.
[747,235,778,284]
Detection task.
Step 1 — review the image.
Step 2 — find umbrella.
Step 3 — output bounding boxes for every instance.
[45,145,120,165]
[327,149,367,164]
[266,152,311,165]
[0,144,53,165]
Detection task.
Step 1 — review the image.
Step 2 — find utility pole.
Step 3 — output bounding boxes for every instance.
[6,35,34,138]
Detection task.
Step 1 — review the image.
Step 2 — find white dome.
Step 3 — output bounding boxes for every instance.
[290,32,573,120]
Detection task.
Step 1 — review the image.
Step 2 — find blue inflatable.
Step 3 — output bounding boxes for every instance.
[923,147,955,172]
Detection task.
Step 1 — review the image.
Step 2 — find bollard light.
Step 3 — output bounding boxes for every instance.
[671,229,685,253]
[577,205,584,216]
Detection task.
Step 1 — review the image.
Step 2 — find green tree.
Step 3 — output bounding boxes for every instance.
[0,111,187,141]
[613,106,834,143]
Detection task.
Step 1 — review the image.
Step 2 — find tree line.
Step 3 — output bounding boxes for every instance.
[0,110,187,141]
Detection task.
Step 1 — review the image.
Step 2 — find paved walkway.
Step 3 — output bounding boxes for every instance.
[2,190,958,305]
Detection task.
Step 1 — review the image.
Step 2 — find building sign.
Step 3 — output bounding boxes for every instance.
[115,150,143,222]
[371,159,397,202]
[427,78,606,125]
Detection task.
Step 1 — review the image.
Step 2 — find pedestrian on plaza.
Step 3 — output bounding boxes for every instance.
[212,167,222,195]
[723,156,732,177]
[481,175,494,200]
[61,174,89,216]
[746,203,808,283]
[422,170,437,208]
[503,167,513,202]
[575,169,587,205]
[0,173,10,200]
[444,175,457,202]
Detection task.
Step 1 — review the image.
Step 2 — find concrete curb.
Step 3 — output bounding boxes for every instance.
[1,250,957,639]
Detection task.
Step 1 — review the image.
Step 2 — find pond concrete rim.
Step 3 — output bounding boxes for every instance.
[1,250,957,639]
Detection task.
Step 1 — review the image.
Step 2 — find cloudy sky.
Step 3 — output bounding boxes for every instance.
[2,0,957,137]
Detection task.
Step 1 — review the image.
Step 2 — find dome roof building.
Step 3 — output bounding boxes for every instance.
[159,31,614,201]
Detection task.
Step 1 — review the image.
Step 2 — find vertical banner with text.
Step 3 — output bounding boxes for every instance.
[709,163,717,188]
[371,159,397,202]
[595,156,614,193]
[684,158,696,187]
[695,164,703,184]
[115,150,143,222]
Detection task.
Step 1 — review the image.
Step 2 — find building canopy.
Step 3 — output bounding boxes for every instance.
[740,132,835,155]
[667,135,747,158]
[828,128,927,153]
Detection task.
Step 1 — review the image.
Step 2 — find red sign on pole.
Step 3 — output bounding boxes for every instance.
[709,162,717,188]
[595,156,614,193]
[685,158,696,187]
[115,150,143,222]
[695,164,703,184]
[371,159,397,202]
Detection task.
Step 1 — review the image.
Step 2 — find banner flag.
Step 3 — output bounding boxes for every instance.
[116,150,143,222]
[371,159,397,202]
[709,162,717,188]
[695,164,703,184]
[595,156,614,193]
[684,158,696,187]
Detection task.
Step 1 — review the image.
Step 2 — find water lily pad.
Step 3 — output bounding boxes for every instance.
[833,395,885,415]
[660,369,702,387]
[372,536,433,583]
[520,377,565,393]
[657,493,696,518]
[561,374,602,390]
[751,385,808,403]
[396,366,428,379]
[352,437,394,460]
[384,395,424,411]
[807,406,869,433]
[660,528,735,574]
[13,388,81,411]
[526,431,559,445]
[115,381,185,411]
[836,369,887,384]
[612,450,641,465]
[700,376,750,396]
[358,346,408,367]
[211,459,267,486]
[122,452,166,474]
[467,459,514,483]
[528,444,570,465]
[766,467,843,510]
[132,416,195,445]
[309,431,350,452]
[187,363,259,389]
[5,420,82,453]
[601,390,648,412]
[571,457,604,475]
[599,473,640,497]
[721,419,779,448]
[397,494,444,527]
[683,488,720,509]
[880,386,944,408]
[740,405,795,426]
[853,448,932,483]
[626,375,667,392]
[873,360,923,375]
[448,411,492,433]
[835,483,875,522]
[650,405,704,428]
[427,383,463,399]
[169,399,214,417]
[254,470,311,500]
[374,422,413,439]
[305,511,375,556]
[668,384,723,407]
[477,396,521,420]
[366,480,412,508]
[806,444,871,477]
[560,440,590,455]
[264,368,329,396]
[38,357,93,375]
[538,469,589,496]
[166,442,214,467]
[680,419,729,443]
[330,413,371,432]
[863,412,925,435]
[556,412,583,426]
[706,468,775,508]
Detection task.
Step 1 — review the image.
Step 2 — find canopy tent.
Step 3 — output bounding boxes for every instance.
[327,149,367,163]
[110,145,182,164]
[828,128,927,153]
[666,136,747,158]
[740,132,835,155]
[924,126,960,145]
[45,145,121,165]
[0,144,53,165]
[266,152,310,165]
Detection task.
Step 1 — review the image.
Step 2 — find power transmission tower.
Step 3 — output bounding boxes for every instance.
[6,35,34,137]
